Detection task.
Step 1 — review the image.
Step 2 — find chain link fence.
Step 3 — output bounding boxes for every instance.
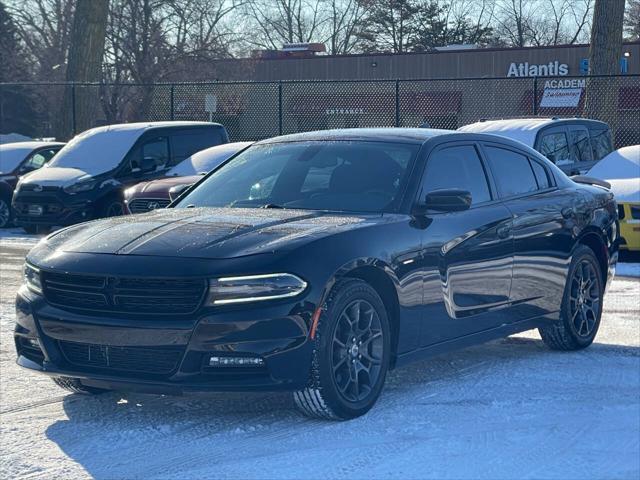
[1,75,638,147]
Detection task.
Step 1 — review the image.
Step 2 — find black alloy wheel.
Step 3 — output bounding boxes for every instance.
[294,278,391,420]
[331,299,384,403]
[0,198,11,228]
[539,245,603,350]
[569,260,600,338]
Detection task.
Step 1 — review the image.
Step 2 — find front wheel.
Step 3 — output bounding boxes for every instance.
[539,245,604,351]
[0,197,11,228]
[294,279,391,420]
[23,225,50,235]
[100,198,125,218]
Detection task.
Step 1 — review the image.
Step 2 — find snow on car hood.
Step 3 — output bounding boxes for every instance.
[37,207,377,259]
[19,166,92,187]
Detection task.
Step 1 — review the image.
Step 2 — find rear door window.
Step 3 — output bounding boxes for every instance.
[484,146,538,198]
[170,128,226,165]
[590,128,613,160]
[538,131,572,166]
[529,159,551,189]
[568,127,593,163]
[422,144,491,205]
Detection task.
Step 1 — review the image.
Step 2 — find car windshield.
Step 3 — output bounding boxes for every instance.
[0,145,31,174]
[167,142,251,177]
[176,141,419,213]
[46,127,142,175]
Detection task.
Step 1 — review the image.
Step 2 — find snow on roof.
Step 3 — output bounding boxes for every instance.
[458,118,558,146]
[0,141,65,174]
[587,145,640,181]
[82,121,219,136]
[167,142,252,177]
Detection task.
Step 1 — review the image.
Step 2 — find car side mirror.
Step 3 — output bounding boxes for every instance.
[169,183,192,202]
[416,189,472,214]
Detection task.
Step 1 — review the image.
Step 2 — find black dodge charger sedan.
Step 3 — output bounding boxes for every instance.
[15,129,619,420]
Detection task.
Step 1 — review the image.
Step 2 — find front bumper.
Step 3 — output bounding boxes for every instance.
[14,286,314,393]
[13,192,95,227]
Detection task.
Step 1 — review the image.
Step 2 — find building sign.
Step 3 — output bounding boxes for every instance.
[539,79,585,108]
[507,61,569,77]
[540,88,582,107]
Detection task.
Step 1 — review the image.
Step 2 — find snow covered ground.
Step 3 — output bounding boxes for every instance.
[1,237,639,479]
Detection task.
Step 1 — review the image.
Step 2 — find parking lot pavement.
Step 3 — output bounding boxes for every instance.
[1,234,639,479]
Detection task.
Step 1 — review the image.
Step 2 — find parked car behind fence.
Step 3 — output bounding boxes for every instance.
[12,121,229,233]
[124,141,252,214]
[0,141,65,228]
[458,118,613,175]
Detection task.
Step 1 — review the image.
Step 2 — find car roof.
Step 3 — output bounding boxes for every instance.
[257,128,456,145]
[0,141,65,152]
[458,118,608,146]
[80,121,223,137]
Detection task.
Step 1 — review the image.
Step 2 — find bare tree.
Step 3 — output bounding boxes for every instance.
[325,0,368,54]
[493,0,592,47]
[59,0,109,139]
[625,0,640,41]
[242,0,327,49]
[7,0,74,79]
[584,0,625,139]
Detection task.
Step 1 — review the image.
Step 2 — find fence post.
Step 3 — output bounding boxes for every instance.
[278,82,283,135]
[533,76,538,116]
[395,80,400,127]
[170,84,175,121]
[71,84,77,135]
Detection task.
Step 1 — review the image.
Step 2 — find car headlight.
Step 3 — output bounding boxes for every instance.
[23,264,42,294]
[206,273,307,305]
[63,180,96,194]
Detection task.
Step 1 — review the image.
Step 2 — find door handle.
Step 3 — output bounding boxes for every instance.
[561,207,575,219]
[497,225,511,239]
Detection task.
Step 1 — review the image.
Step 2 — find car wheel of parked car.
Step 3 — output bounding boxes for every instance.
[22,225,50,235]
[0,197,12,228]
[294,278,391,420]
[52,377,109,395]
[101,198,125,218]
[539,245,604,351]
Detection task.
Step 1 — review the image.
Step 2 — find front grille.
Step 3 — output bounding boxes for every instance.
[129,198,171,214]
[41,271,207,315]
[59,341,183,375]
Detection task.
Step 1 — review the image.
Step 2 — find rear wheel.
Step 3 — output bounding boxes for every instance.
[52,377,108,395]
[0,197,11,228]
[294,279,391,420]
[539,245,604,351]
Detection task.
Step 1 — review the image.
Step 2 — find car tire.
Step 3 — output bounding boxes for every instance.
[23,225,50,235]
[100,197,125,218]
[52,377,108,395]
[539,245,604,351]
[294,278,391,420]
[0,196,12,228]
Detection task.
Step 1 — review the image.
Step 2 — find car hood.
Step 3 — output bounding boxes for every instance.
[20,166,92,187]
[127,175,201,197]
[42,207,380,259]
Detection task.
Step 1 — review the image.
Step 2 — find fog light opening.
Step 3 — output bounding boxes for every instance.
[208,355,265,367]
